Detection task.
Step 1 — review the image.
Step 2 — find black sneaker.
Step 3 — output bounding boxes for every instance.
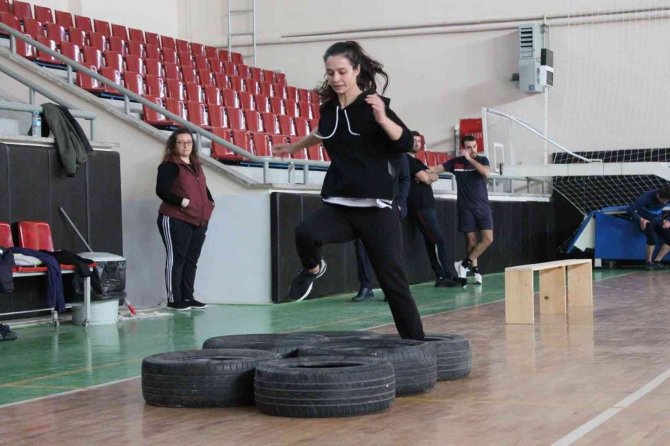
[435,276,467,288]
[185,299,207,309]
[0,323,17,341]
[645,261,655,271]
[655,262,666,270]
[288,259,327,301]
[351,287,374,302]
[167,301,191,311]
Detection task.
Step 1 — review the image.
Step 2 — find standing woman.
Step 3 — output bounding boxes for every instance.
[156,127,214,310]
[272,41,424,340]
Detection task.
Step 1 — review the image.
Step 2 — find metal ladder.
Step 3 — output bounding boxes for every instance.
[227,0,256,66]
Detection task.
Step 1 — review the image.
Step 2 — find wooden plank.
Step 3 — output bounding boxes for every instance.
[506,259,591,272]
[505,268,535,324]
[539,266,567,314]
[567,261,593,307]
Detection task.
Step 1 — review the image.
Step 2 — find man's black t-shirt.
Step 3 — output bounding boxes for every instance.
[407,154,435,212]
[443,155,490,210]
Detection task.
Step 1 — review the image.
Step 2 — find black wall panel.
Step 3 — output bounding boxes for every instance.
[271,193,556,303]
[0,143,122,316]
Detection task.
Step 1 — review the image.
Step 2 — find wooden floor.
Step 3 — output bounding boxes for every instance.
[2,270,670,445]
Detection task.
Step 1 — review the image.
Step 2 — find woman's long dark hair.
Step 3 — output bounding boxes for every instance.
[162,127,200,165]
[317,41,389,103]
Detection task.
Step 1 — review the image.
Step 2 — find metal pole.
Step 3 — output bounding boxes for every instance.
[66,65,73,84]
[29,88,35,105]
[124,95,130,115]
[263,160,269,183]
[59,207,93,251]
[303,164,309,184]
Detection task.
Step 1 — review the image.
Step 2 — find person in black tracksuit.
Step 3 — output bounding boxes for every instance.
[156,127,215,310]
[272,41,424,340]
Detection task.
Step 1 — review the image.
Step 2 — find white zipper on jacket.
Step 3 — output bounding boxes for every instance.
[314,106,360,140]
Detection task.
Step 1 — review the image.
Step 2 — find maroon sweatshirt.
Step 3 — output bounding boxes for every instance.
[156,155,214,226]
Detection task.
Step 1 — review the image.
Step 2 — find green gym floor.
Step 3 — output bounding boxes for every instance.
[0,269,630,407]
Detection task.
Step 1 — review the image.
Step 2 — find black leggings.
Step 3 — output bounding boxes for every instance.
[411,208,459,279]
[295,204,424,340]
[642,221,670,246]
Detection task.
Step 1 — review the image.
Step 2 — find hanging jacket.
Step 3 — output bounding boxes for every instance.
[9,247,65,312]
[0,248,14,293]
[41,103,94,177]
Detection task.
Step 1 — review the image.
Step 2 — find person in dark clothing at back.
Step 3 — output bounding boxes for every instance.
[406,131,465,288]
[626,185,670,270]
[431,135,493,285]
[272,41,425,340]
[352,153,410,302]
[156,127,215,310]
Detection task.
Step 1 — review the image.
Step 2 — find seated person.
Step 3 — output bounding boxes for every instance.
[627,185,670,269]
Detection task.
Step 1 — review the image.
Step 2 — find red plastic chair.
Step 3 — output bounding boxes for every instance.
[93,19,110,37]
[181,67,197,84]
[277,115,295,136]
[238,91,255,110]
[286,86,299,102]
[88,32,107,51]
[231,129,252,152]
[35,36,59,64]
[243,110,262,132]
[104,51,124,73]
[207,105,226,128]
[145,44,160,61]
[0,222,13,247]
[284,100,299,118]
[166,79,185,100]
[204,86,222,105]
[220,88,239,108]
[297,88,310,103]
[229,75,244,92]
[160,35,175,50]
[218,49,230,61]
[23,18,45,39]
[175,39,189,54]
[125,55,145,75]
[243,78,259,94]
[294,117,310,136]
[128,27,144,43]
[124,72,145,96]
[127,41,145,58]
[273,72,286,84]
[210,128,241,161]
[194,55,209,71]
[222,61,237,76]
[74,15,93,34]
[252,133,271,157]
[145,75,166,98]
[108,36,126,55]
[190,42,205,56]
[177,51,192,67]
[254,94,270,113]
[250,67,263,82]
[261,112,280,135]
[208,58,223,73]
[186,101,210,129]
[0,12,21,36]
[60,42,81,63]
[82,47,103,70]
[307,144,323,161]
[142,96,171,126]
[34,5,53,23]
[67,27,86,47]
[197,69,214,87]
[17,221,54,251]
[225,107,245,130]
[237,64,250,78]
[99,67,122,94]
[0,0,9,14]
[272,83,287,99]
[111,23,128,41]
[164,62,180,80]
[214,73,230,90]
[230,51,243,64]
[185,83,203,102]
[289,136,307,160]
[76,65,105,93]
[145,31,159,47]
[165,98,187,121]
[270,97,285,115]
[161,48,178,64]
[12,1,33,20]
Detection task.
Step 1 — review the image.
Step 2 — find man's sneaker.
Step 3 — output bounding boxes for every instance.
[185,299,207,309]
[655,262,667,270]
[0,323,17,341]
[472,267,483,285]
[351,287,374,302]
[288,259,327,301]
[167,301,191,311]
[645,261,655,271]
[454,261,469,279]
[435,276,467,288]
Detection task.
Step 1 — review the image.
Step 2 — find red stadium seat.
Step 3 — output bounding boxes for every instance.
[225,107,245,130]
[124,71,144,96]
[165,97,187,121]
[104,51,124,73]
[145,31,159,47]
[208,58,223,73]
[261,112,280,135]
[185,82,203,102]
[18,221,53,251]
[127,41,145,58]
[76,65,105,93]
[181,67,197,84]
[297,102,313,119]
[289,136,307,160]
[272,83,287,99]
[204,86,222,105]
[0,12,21,36]
[194,55,209,71]
[111,23,128,41]
[178,51,192,67]
[197,69,214,86]
[145,44,160,60]
[254,94,270,113]
[161,47,177,64]
[311,103,320,119]
[220,88,239,108]
[284,100,299,118]
[12,1,33,20]
[294,117,310,136]
[35,37,59,64]
[128,27,144,43]
[99,67,122,94]
[190,42,205,57]
[243,110,263,132]
[144,58,162,77]
[229,75,244,92]
[60,42,81,63]
[125,55,145,75]
[47,24,67,45]
[67,27,85,46]
[166,79,185,100]
[214,73,230,89]
[262,69,275,83]
[270,97,285,115]
[218,49,230,61]
[74,15,92,33]
[286,86,299,102]
[297,88,310,103]
[308,118,319,132]
[186,101,210,129]
[108,36,126,55]
[415,150,428,164]
[145,75,166,98]
[230,51,243,64]
[93,19,110,37]
[237,64,250,78]
[210,128,242,161]
[0,0,10,14]
[252,133,271,157]
[82,47,103,69]
[23,18,44,39]
[207,105,226,128]
[88,32,106,51]
[176,39,190,54]
[238,91,255,110]
[0,221,12,247]
[231,129,251,152]
[160,35,175,49]
[164,62,180,80]
[222,61,237,76]
[309,90,320,103]
[142,96,171,126]
[277,115,295,136]
[259,81,273,97]
[273,72,287,84]
[425,151,438,166]
[243,78,259,94]
[250,67,263,82]
[34,5,53,24]
[307,144,323,161]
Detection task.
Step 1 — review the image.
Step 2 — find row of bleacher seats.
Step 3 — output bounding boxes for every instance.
[0,1,453,168]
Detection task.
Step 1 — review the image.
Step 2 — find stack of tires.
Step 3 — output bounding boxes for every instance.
[141,331,471,418]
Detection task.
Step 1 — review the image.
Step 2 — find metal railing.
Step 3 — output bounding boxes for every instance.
[0,61,96,137]
[0,22,328,184]
[482,107,598,167]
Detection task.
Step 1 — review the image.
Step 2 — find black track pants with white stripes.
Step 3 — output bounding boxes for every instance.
[157,214,207,304]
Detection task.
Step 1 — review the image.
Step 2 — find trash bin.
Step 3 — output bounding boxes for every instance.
[70,252,127,325]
